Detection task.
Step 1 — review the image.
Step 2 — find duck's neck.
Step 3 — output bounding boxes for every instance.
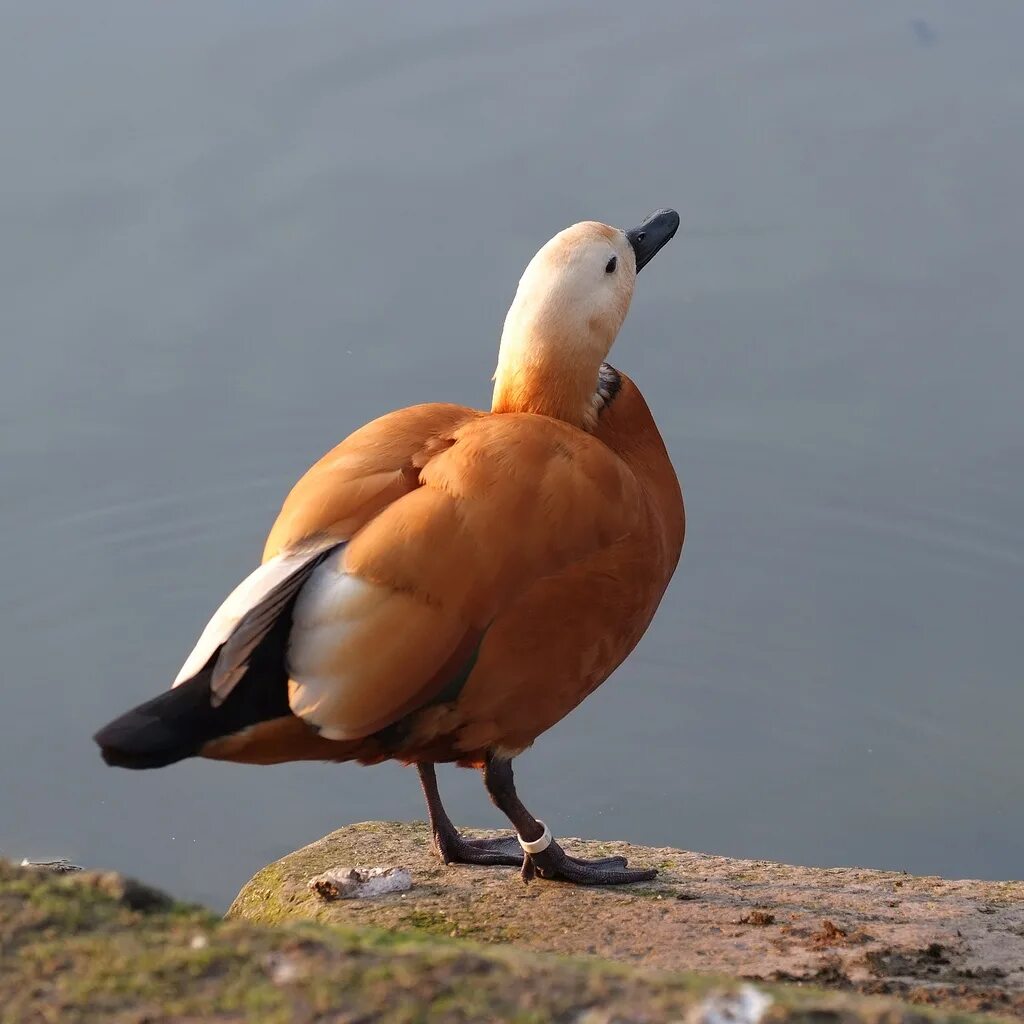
[491,333,607,430]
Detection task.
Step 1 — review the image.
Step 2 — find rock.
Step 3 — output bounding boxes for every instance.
[308,865,413,900]
[230,820,1024,1019]
[2,856,964,1024]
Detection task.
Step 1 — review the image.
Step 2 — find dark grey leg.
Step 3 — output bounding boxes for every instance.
[482,754,656,885]
[416,762,522,866]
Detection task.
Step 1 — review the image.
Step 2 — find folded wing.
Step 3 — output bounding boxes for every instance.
[174,403,643,744]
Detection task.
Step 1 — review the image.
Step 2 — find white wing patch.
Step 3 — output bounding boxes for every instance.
[286,560,465,741]
[172,542,339,703]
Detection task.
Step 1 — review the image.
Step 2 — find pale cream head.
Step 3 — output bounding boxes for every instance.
[492,210,679,429]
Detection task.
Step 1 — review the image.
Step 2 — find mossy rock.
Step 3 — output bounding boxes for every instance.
[1,856,1009,1023]
[229,821,1024,1019]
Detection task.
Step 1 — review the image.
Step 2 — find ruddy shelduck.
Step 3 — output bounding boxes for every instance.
[96,209,684,885]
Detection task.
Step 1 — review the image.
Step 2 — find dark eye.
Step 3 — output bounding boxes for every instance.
[605,255,617,274]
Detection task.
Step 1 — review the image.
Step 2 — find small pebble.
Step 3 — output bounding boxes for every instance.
[264,953,306,985]
[689,985,772,1024]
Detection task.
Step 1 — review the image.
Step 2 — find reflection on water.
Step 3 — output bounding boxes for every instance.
[2,2,1023,908]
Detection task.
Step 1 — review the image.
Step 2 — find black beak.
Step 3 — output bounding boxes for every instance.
[626,208,680,272]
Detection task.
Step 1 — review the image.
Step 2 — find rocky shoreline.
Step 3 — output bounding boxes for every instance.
[3,822,1022,1022]
[233,822,1024,1019]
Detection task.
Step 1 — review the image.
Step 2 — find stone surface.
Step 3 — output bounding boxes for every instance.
[230,820,1024,1018]
[1,857,979,1024]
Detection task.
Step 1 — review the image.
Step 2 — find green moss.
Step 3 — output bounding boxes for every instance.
[399,907,454,935]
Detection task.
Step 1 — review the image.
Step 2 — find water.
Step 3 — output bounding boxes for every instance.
[2,1,1022,910]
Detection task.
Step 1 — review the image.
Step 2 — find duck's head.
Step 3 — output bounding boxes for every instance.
[493,209,679,428]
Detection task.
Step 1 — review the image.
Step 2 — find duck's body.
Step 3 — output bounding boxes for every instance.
[203,368,683,769]
[96,210,684,885]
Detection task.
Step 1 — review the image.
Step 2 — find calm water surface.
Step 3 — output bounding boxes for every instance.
[2,2,1023,909]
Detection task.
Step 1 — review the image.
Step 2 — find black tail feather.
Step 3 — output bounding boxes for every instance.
[94,605,295,769]
[95,669,219,769]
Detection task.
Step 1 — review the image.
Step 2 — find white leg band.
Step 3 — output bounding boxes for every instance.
[518,821,552,855]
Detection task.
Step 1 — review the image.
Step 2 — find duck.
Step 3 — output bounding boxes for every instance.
[95,209,685,885]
